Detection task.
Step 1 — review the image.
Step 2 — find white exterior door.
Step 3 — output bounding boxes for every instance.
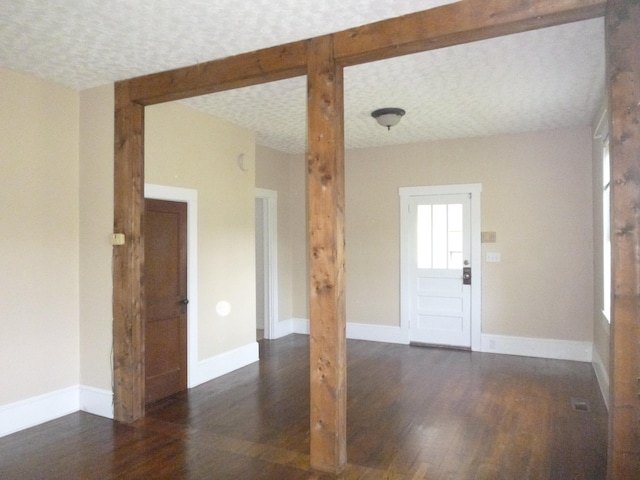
[400,185,481,350]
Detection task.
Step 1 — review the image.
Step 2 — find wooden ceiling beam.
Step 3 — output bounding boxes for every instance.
[334,0,606,67]
[124,40,308,106]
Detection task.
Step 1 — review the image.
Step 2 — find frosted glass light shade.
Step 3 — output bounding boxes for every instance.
[371,108,405,130]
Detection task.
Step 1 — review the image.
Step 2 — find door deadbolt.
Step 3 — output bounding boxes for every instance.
[462,267,471,285]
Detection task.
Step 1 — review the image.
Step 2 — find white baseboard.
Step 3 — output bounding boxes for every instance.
[79,385,114,419]
[347,322,409,344]
[291,317,310,335]
[1,342,260,439]
[193,341,259,387]
[278,319,594,364]
[0,386,79,438]
[271,318,293,338]
[592,347,610,410]
[278,318,409,344]
[480,333,592,362]
[272,317,309,338]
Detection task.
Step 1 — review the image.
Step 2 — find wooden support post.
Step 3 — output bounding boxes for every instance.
[606,0,640,477]
[306,35,347,474]
[113,82,146,423]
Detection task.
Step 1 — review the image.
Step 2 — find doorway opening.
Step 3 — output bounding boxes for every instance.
[255,188,278,340]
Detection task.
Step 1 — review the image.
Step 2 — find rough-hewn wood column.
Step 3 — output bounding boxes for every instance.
[113,82,146,422]
[606,0,640,477]
[306,35,347,474]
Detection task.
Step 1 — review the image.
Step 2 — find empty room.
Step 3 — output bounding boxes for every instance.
[1,0,638,478]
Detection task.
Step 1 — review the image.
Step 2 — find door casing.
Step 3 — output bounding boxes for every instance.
[255,188,278,339]
[400,184,482,351]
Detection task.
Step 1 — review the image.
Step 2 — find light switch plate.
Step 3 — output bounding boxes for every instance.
[486,252,501,262]
[481,231,497,243]
[111,233,126,245]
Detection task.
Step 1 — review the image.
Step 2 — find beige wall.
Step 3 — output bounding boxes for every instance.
[255,145,294,322]
[289,156,309,319]
[345,128,594,341]
[256,147,308,321]
[255,145,310,321]
[270,127,594,343]
[0,70,261,409]
[145,102,257,358]
[79,84,114,390]
[0,68,80,404]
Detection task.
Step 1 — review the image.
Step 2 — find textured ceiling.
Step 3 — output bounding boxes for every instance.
[0,1,605,154]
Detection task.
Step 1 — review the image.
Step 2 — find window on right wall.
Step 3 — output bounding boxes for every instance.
[603,135,611,323]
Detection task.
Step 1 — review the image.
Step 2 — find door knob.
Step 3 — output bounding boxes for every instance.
[179,298,189,305]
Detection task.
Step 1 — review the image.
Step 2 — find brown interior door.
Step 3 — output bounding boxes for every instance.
[144,198,188,405]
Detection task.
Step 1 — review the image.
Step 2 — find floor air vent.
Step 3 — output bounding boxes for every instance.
[571,398,591,412]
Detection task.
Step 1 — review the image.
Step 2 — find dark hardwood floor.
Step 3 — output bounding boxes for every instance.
[0,334,607,479]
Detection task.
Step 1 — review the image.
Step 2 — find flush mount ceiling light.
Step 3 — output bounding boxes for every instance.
[371,108,406,130]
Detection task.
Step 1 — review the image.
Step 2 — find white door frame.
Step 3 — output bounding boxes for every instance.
[255,188,278,340]
[144,184,199,387]
[399,184,482,351]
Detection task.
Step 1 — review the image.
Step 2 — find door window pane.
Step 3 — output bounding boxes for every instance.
[448,204,463,269]
[432,204,448,269]
[417,205,432,269]
[417,203,463,270]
